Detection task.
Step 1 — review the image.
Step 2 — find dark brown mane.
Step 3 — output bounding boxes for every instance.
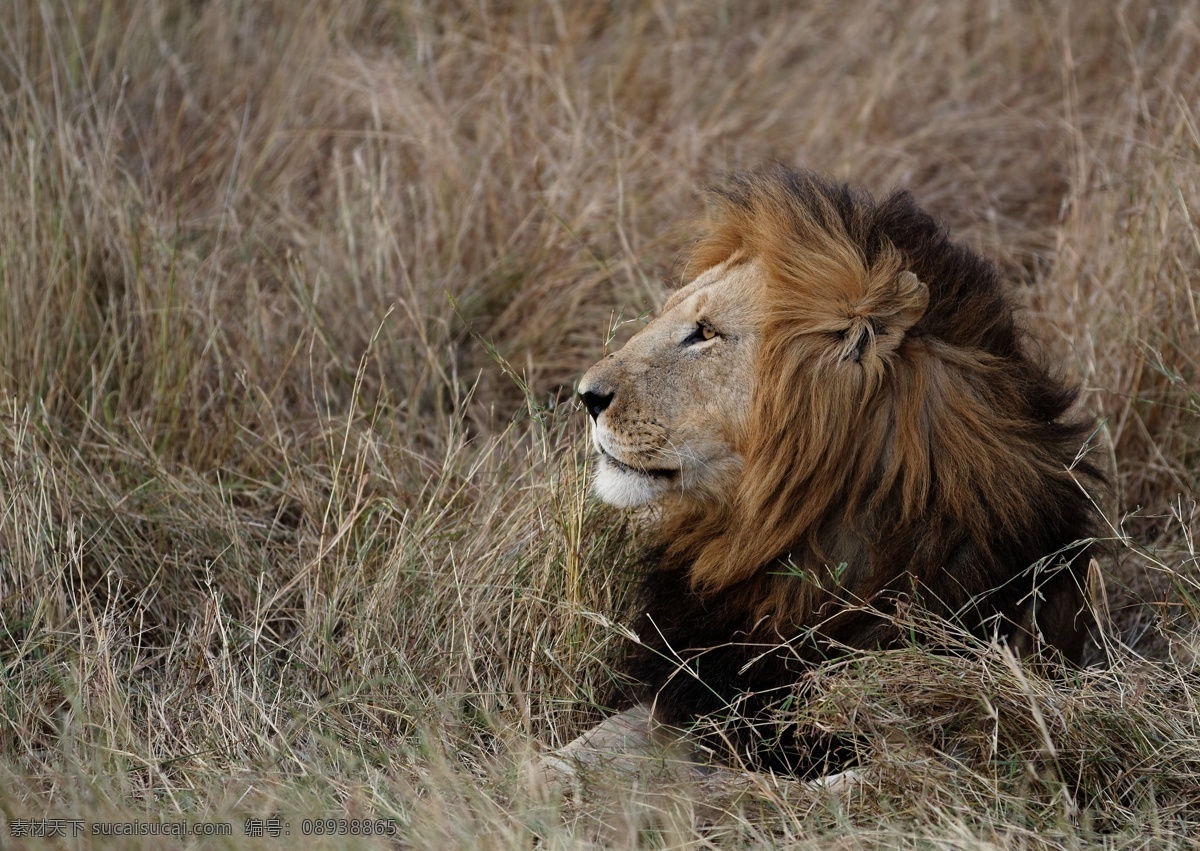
[625,166,1102,774]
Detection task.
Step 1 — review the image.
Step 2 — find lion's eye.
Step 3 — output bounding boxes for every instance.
[683,323,718,346]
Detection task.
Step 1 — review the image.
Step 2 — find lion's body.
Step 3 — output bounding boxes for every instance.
[575,167,1101,774]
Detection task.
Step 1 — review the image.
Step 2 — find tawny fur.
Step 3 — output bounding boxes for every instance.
[577,166,1102,774]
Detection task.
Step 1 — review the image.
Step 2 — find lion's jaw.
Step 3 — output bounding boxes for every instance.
[578,257,761,509]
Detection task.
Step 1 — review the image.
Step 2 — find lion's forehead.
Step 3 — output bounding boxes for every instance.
[652,260,762,335]
[661,252,754,311]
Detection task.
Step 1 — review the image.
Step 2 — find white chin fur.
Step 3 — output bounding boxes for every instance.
[592,460,669,508]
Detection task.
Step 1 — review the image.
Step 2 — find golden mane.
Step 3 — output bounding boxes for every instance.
[660,168,1093,614]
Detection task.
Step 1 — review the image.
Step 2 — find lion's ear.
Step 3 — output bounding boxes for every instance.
[888,270,928,334]
[838,270,928,363]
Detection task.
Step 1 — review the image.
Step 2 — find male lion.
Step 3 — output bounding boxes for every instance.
[567,166,1101,777]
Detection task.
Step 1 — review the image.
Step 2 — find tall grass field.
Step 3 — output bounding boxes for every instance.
[1,1,1199,847]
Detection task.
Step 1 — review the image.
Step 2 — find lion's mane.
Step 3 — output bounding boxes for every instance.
[622,166,1101,773]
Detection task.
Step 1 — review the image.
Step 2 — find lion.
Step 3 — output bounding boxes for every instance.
[565,166,1102,778]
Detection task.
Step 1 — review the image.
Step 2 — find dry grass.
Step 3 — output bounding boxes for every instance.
[0,0,1197,847]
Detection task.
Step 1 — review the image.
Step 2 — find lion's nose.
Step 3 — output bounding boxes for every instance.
[579,389,614,421]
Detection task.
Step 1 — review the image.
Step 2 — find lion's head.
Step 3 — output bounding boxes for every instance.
[579,167,1098,662]
[577,252,762,510]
